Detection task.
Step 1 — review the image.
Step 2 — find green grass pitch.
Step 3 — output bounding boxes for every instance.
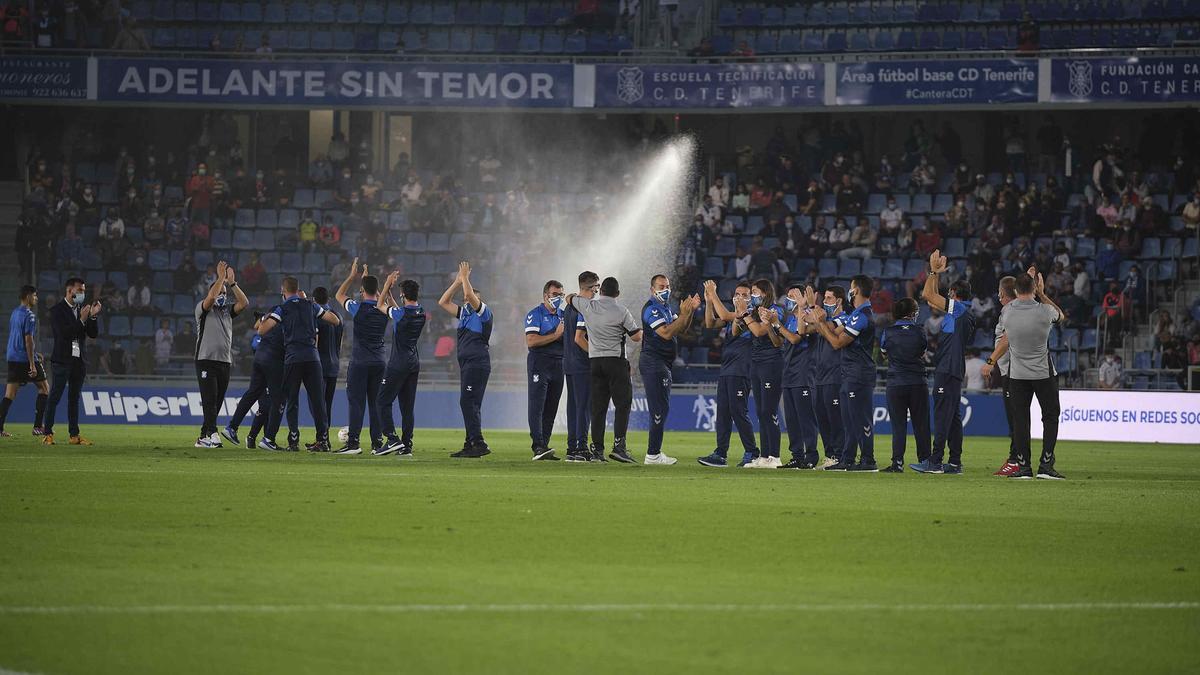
[1,426,1198,674]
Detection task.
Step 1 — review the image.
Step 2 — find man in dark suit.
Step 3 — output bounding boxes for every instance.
[44,277,100,446]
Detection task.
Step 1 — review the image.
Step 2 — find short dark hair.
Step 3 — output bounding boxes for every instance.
[650,274,667,287]
[64,277,84,291]
[850,274,874,297]
[312,286,329,304]
[19,285,36,301]
[893,297,918,321]
[1014,273,1036,295]
[361,275,379,296]
[826,285,847,312]
[735,280,753,293]
[600,277,620,297]
[578,271,599,288]
[950,279,972,300]
[400,279,420,301]
[543,279,563,295]
[282,276,299,294]
[999,275,1017,300]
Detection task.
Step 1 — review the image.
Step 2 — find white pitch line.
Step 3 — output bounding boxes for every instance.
[0,602,1196,616]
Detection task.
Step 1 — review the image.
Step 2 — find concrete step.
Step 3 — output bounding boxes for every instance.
[0,181,24,203]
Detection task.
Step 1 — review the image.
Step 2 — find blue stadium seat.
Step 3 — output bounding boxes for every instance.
[456,2,479,24]
[432,1,454,24]
[312,1,334,23]
[802,32,824,51]
[451,27,472,52]
[777,32,801,52]
[702,257,725,277]
[378,30,400,51]
[944,238,965,257]
[882,258,904,279]
[153,0,174,20]
[517,30,541,53]
[385,1,408,24]
[745,215,765,235]
[334,29,355,51]
[784,5,806,24]
[903,259,924,278]
[427,232,450,252]
[218,1,240,21]
[896,30,916,50]
[764,6,784,24]
[268,29,287,49]
[525,5,547,26]
[479,1,502,24]
[263,1,284,23]
[337,3,359,23]
[755,32,777,54]
[287,1,308,22]
[714,238,736,257]
[288,30,310,50]
[502,3,523,26]
[406,232,428,252]
[819,258,839,278]
[362,2,384,24]
[278,209,299,228]
[426,28,450,51]
[919,30,941,50]
[175,1,195,21]
[563,32,585,53]
[825,32,847,51]
[862,258,883,277]
[838,259,861,277]
[108,316,131,337]
[210,229,232,249]
[739,7,763,25]
[717,6,738,26]
[848,32,870,51]
[152,28,176,48]
[175,27,197,48]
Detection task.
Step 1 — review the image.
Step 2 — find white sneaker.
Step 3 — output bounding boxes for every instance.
[747,456,769,468]
[194,437,215,448]
[820,457,840,470]
[644,452,677,465]
[763,456,783,469]
[208,432,223,448]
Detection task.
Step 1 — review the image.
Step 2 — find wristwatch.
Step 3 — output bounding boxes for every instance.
[985,357,995,365]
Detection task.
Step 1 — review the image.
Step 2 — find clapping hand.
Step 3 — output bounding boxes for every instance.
[732,294,749,315]
[458,261,472,281]
[929,249,948,273]
[757,307,776,325]
[215,260,229,281]
[225,265,236,283]
[681,294,701,313]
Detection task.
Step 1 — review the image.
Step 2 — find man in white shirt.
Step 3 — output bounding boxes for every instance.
[880,196,903,231]
[708,177,729,209]
[695,194,722,228]
[400,172,422,205]
[1098,351,1123,389]
[964,348,986,390]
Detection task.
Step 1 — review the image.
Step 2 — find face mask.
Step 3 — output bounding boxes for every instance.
[215,294,227,308]
[550,296,565,311]
[750,294,763,308]
[256,173,264,180]
[198,169,206,176]
[783,297,797,313]
[72,292,86,304]
[654,289,670,304]
[823,303,838,314]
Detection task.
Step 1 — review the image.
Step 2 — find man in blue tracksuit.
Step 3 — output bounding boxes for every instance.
[811,286,847,469]
[639,274,700,466]
[223,315,296,448]
[912,249,976,475]
[311,286,343,430]
[745,280,786,468]
[525,280,566,461]
[697,279,760,467]
[809,274,878,472]
[879,297,930,472]
[776,284,819,469]
[379,278,426,457]
[562,271,594,462]
[257,276,342,452]
[438,261,493,458]
[335,261,395,455]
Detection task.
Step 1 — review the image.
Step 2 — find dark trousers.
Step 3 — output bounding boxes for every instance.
[45,359,85,437]
[249,361,297,441]
[886,383,931,464]
[752,362,783,458]
[1009,376,1061,469]
[931,373,964,466]
[346,362,384,446]
[267,360,327,442]
[1002,374,1017,463]
[839,380,876,465]
[782,386,819,465]
[196,360,231,437]
[230,360,271,430]
[814,382,845,459]
[639,357,672,454]
[459,364,490,443]
[589,356,632,451]
[715,375,757,457]
[324,375,338,428]
[527,355,564,448]
[379,367,419,444]
[565,372,590,451]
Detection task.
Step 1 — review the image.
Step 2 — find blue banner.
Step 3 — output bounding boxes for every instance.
[593,63,823,108]
[836,59,1037,106]
[1050,57,1200,103]
[2,383,1011,437]
[96,58,573,107]
[0,55,88,100]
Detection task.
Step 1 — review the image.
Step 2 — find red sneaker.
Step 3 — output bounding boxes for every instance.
[993,462,1020,477]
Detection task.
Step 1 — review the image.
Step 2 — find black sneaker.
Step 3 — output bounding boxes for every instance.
[334,443,362,455]
[451,441,490,458]
[1036,466,1066,480]
[780,457,804,469]
[288,432,301,452]
[588,444,607,463]
[825,462,853,471]
[849,462,880,472]
[565,451,588,462]
[309,440,331,453]
[395,442,413,458]
[221,425,240,445]
[532,446,557,461]
[1009,466,1034,480]
[881,464,904,473]
[609,438,636,464]
[258,438,282,452]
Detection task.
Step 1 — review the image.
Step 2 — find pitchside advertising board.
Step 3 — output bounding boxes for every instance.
[7,384,1196,443]
[1049,56,1200,103]
[593,63,824,108]
[835,59,1038,106]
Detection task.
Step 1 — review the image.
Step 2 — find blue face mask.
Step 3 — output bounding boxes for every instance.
[823,303,838,315]
[215,294,227,308]
[848,289,857,304]
[654,289,670,304]
[549,296,565,312]
[750,294,763,308]
[783,297,797,313]
[72,292,86,304]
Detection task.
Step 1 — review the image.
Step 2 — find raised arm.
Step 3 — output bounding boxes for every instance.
[376,270,399,315]
[807,305,853,350]
[201,260,228,312]
[225,266,249,315]
[335,256,360,308]
[655,295,700,339]
[702,280,725,329]
[922,249,948,312]
[319,303,342,326]
[1029,266,1065,323]
[459,261,482,312]
[757,307,784,347]
[438,268,463,317]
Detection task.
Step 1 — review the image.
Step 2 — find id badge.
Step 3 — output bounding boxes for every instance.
[71,340,81,358]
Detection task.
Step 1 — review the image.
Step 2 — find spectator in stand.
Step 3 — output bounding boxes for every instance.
[909,155,937,196]
[173,322,196,358]
[186,163,214,225]
[880,195,903,232]
[834,174,865,215]
[1004,124,1026,173]
[1101,281,1124,336]
[298,210,319,253]
[165,208,188,248]
[708,177,729,209]
[764,192,790,226]
[944,197,968,234]
[828,217,851,254]
[749,179,773,211]
[400,171,423,207]
[806,217,829,258]
[1046,262,1072,298]
[748,238,778,282]
[1154,310,1175,346]
[732,246,751,279]
[190,219,211,250]
[973,174,996,206]
[319,215,341,251]
[1095,238,1122,280]
[695,194,721,228]
[211,169,234,229]
[1182,193,1200,229]
[143,208,164,245]
[478,151,501,190]
[173,257,198,294]
[964,349,986,390]
[839,217,877,261]
[1098,351,1123,389]
[327,132,349,170]
[361,175,382,205]
[873,155,896,192]
[270,169,293,208]
[871,283,894,328]
[154,319,173,369]
[101,342,131,376]
[1094,194,1120,230]
[730,40,755,58]
[308,154,332,187]
[915,223,942,260]
[127,279,153,316]
[1122,264,1144,320]
[730,182,751,214]
[895,220,915,258]
[1116,220,1141,258]
[2,0,29,41]
[100,280,125,314]
[241,251,267,295]
[112,17,149,51]
[1088,149,1122,204]
[971,289,998,326]
[197,265,218,298]
[255,34,272,53]
[1071,261,1090,298]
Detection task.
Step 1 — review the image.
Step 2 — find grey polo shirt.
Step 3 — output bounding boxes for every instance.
[993,322,1010,376]
[194,299,238,363]
[568,295,641,359]
[997,298,1060,380]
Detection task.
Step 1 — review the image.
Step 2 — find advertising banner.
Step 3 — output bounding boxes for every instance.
[1031,390,1200,445]
[95,58,574,107]
[593,63,824,108]
[836,59,1038,106]
[0,55,88,100]
[1049,56,1200,103]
